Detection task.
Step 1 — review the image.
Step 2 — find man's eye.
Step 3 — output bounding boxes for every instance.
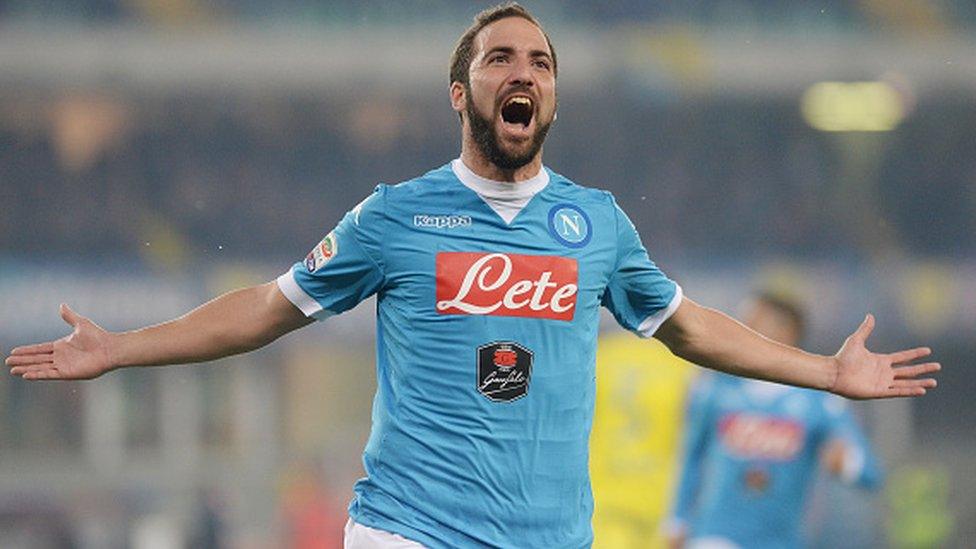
[534,60,551,70]
[490,55,509,64]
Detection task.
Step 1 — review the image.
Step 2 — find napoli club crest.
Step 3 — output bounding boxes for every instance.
[547,204,592,248]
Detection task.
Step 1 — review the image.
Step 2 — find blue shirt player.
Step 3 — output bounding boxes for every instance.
[6,4,940,549]
[666,293,884,549]
[279,157,682,548]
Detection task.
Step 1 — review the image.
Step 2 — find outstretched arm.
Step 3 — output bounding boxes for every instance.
[654,297,939,399]
[6,282,312,380]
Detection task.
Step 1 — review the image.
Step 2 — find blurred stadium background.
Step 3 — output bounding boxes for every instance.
[0,1,973,547]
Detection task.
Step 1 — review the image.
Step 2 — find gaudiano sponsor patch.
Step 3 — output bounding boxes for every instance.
[304,232,338,273]
[477,341,533,403]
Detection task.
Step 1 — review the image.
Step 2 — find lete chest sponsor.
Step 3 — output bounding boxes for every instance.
[718,413,805,461]
[435,252,578,321]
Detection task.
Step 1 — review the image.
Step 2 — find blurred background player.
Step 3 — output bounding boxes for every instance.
[590,334,694,549]
[665,291,883,549]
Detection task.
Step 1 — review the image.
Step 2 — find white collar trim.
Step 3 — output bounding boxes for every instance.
[451,158,549,201]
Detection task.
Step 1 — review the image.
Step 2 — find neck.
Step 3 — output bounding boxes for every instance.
[460,134,543,183]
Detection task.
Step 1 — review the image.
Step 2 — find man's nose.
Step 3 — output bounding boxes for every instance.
[507,57,534,87]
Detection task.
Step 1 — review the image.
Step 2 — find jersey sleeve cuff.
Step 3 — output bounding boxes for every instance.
[636,284,683,338]
[276,267,328,319]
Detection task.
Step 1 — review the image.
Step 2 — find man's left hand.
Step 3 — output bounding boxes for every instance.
[830,314,940,399]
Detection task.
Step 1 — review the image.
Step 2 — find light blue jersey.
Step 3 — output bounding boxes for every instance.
[669,373,883,549]
[277,160,681,548]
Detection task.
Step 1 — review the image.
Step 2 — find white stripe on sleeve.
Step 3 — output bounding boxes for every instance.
[276,267,327,319]
[636,284,684,338]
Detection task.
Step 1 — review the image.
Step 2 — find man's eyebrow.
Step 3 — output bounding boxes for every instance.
[481,46,553,61]
[483,46,516,58]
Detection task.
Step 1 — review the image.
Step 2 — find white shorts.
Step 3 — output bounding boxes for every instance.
[688,537,742,549]
[344,518,428,549]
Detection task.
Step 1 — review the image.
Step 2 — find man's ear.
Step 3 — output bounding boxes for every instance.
[450,81,466,114]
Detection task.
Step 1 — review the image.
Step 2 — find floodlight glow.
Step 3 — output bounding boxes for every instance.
[801,81,905,132]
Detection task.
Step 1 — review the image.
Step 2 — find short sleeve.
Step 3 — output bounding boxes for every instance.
[601,195,682,337]
[276,186,386,320]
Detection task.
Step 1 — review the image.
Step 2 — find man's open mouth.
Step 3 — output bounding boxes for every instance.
[501,96,534,128]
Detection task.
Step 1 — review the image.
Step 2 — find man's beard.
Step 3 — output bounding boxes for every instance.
[466,94,552,171]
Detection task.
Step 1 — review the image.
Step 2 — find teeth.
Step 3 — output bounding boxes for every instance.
[501,96,534,127]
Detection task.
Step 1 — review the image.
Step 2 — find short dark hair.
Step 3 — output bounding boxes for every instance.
[754,290,807,339]
[449,2,557,87]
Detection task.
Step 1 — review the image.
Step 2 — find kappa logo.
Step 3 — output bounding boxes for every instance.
[414,214,472,229]
[436,252,578,321]
[548,204,592,248]
[304,232,338,273]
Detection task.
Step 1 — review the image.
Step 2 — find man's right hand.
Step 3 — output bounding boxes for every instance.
[820,439,848,477]
[6,304,115,380]
[663,520,688,549]
[665,532,686,549]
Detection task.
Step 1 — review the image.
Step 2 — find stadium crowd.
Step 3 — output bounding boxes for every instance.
[2,93,973,262]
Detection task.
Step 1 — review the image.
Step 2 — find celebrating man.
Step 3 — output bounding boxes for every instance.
[6,4,938,548]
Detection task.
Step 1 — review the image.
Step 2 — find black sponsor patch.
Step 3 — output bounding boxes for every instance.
[477,341,533,403]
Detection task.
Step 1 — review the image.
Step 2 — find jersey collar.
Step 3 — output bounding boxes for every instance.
[451,158,550,201]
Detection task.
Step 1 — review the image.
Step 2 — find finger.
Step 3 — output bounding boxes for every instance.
[893,362,941,379]
[10,360,55,374]
[853,313,875,342]
[10,364,51,376]
[6,354,54,367]
[888,347,932,365]
[10,342,55,356]
[23,369,64,381]
[884,386,927,398]
[891,378,938,389]
[60,303,83,328]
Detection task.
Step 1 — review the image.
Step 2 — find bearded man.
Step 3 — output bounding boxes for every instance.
[6,4,939,548]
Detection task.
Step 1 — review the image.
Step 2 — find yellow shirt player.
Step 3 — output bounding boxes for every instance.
[591,331,696,549]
